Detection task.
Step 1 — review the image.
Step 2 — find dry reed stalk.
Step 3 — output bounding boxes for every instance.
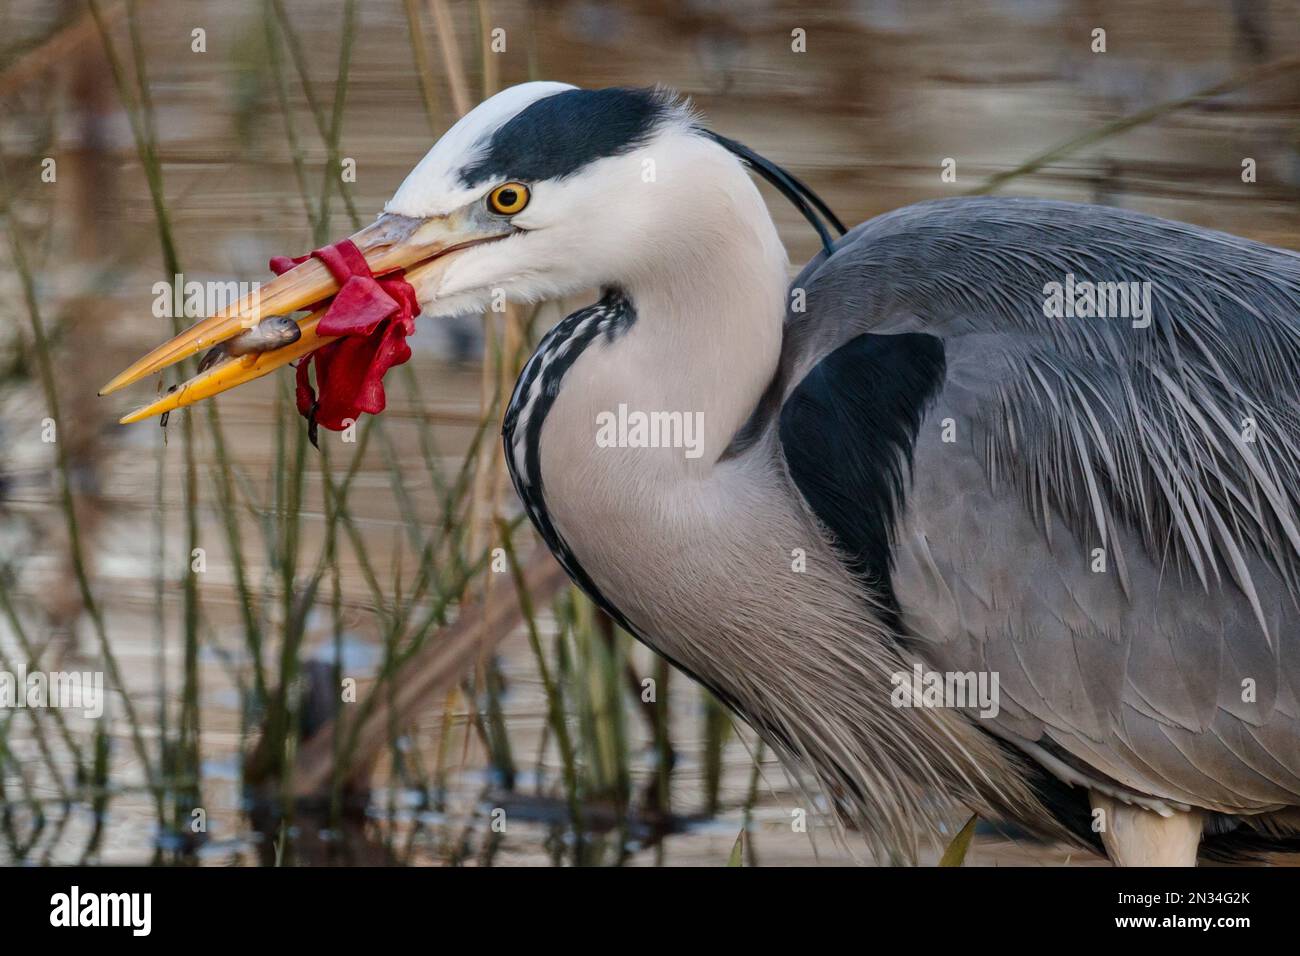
[428,0,472,116]
[476,0,498,97]
[401,0,442,136]
[290,548,568,797]
[422,0,504,777]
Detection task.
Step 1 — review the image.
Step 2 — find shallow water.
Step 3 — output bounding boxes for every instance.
[0,0,1296,866]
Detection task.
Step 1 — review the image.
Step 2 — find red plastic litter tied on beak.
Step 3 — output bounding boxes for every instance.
[269,239,420,443]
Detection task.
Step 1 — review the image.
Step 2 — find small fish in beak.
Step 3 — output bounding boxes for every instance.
[197,315,303,373]
[102,210,512,429]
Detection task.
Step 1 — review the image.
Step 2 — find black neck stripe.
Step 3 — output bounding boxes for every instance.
[502,289,638,632]
[502,290,755,720]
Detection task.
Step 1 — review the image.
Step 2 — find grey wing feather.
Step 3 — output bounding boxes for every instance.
[787,196,1300,812]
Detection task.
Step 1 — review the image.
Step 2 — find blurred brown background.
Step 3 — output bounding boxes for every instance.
[0,0,1297,865]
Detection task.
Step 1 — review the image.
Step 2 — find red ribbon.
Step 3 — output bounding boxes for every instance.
[269,239,420,436]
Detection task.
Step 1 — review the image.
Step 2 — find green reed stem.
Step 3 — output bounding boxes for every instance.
[0,152,161,819]
[497,521,583,836]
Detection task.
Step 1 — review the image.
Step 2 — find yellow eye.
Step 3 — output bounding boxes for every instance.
[488,182,530,215]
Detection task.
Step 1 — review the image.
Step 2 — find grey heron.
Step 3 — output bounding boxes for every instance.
[101,82,1300,866]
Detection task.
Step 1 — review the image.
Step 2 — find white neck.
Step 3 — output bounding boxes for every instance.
[528,143,1047,860]
[546,144,789,478]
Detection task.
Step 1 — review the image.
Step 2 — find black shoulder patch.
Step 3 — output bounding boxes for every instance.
[779,333,945,611]
[460,87,677,187]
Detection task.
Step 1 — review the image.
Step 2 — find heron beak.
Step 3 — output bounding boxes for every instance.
[101,211,503,424]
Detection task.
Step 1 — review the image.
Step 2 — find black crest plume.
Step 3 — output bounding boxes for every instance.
[699,129,847,256]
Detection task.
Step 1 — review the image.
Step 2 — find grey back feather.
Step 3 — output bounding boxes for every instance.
[779,197,1300,816]
[788,197,1300,630]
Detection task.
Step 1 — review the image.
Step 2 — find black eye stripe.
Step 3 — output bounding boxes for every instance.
[460,87,677,187]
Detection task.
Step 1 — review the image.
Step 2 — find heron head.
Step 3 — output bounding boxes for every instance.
[100,82,789,422]
[383,82,729,315]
